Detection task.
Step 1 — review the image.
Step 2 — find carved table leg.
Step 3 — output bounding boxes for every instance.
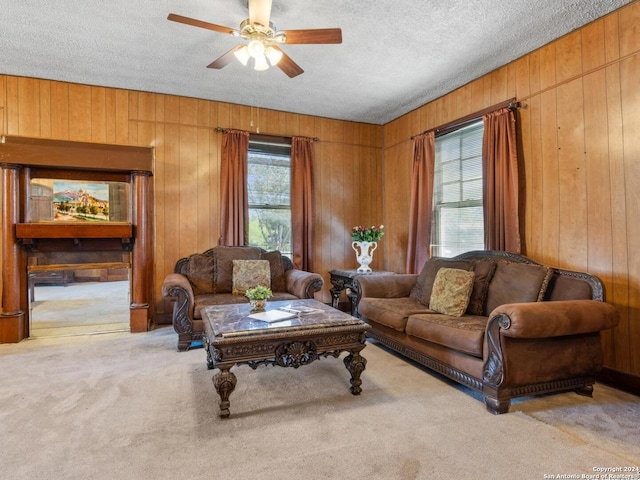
[343,351,367,395]
[203,337,214,370]
[346,289,359,316]
[330,286,343,309]
[213,368,237,418]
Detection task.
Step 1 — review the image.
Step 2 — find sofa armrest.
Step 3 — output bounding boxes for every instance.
[488,300,619,339]
[285,269,324,299]
[355,274,418,299]
[162,273,195,335]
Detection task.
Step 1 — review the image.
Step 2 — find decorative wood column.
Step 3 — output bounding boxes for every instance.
[130,171,152,332]
[1,164,26,342]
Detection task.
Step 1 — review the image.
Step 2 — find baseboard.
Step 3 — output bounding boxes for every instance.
[597,367,640,397]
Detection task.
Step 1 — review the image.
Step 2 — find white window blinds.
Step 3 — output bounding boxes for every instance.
[431,121,484,257]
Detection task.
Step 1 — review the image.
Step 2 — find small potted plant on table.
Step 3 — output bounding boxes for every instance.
[245,285,273,312]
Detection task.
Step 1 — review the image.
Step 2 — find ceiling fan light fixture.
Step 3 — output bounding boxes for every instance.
[265,46,283,66]
[234,45,250,66]
[247,39,265,58]
[253,53,269,71]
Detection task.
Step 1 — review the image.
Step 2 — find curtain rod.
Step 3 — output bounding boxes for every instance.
[214,127,319,142]
[410,98,521,140]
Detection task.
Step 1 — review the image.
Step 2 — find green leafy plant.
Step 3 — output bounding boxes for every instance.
[351,224,385,242]
[245,285,273,301]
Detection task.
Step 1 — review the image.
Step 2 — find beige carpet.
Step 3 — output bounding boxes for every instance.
[0,327,638,480]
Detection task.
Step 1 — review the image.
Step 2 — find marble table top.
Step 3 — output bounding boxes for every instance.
[203,299,364,339]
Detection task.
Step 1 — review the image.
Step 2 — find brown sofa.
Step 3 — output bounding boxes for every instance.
[162,246,324,351]
[355,250,620,414]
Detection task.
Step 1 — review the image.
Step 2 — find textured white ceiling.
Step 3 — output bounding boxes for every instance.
[0,0,631,125]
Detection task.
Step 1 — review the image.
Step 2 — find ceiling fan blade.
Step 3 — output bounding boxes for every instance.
[167,13,236,35]
[281,28,342,44]
[249,0,272,27]
[207,46,244,70]
[273,48,304,78]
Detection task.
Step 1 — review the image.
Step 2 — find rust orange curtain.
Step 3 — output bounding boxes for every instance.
[219,129,250,246]
[482,107,521,253]
[291,137,315,271]
[406,131,435,274]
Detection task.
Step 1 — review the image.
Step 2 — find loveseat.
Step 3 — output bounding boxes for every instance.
[354,250,619,414]
[162,246,324,351]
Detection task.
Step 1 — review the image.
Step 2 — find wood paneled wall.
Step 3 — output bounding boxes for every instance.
[0,78,383,320]
[382,2,640,376]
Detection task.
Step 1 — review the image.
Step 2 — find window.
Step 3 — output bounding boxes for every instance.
[247,137,292,257]
[431,121,484,257]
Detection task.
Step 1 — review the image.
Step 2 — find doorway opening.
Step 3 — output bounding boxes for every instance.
[29,272,131,338]
[26,251,132,338]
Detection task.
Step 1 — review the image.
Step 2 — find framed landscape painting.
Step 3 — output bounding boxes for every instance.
[29,179,130,223]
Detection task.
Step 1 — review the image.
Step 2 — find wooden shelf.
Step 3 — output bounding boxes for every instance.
[28,262,129,271]
[16,223,133,239]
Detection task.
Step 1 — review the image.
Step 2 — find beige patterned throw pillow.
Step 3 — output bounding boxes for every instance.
[232,260,271,295]
[429,268,475,317]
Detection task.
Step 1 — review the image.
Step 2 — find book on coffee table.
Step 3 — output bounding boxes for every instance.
[248,310,297,323]
[277,305,322,315]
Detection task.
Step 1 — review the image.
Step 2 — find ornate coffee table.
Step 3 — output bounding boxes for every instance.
[202,299,369,418]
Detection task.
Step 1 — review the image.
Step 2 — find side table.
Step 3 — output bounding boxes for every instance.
[329,269,395,316]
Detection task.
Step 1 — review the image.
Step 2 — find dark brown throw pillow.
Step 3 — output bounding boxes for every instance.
[466,259,497,315]
[186,253,216,295]
[261,250,286,292]
[412,257,474,306]
[409,259,432,300]
[484,260,554,315]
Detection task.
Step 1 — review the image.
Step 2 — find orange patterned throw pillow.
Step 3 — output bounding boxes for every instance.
[232,260,271,295]
[429,268,475,317]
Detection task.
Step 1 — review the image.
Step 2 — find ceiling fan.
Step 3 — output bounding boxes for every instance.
[167,0,342,78]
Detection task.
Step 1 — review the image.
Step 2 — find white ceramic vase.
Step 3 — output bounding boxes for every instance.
[352,241,377,273]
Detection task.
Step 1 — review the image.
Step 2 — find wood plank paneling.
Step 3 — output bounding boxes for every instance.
[39,80,51,138]
[539,89,560,267]
[604,62,630,372]
[619,1,640,57]
[195,127,211,252]
[527,94,544,258]
[582,19,606,72]
[583,69,615,365]
[555,31,582,83]
[91,87,107,143]
[6,76,19,135]
[68,84,91,141]
[50,81,69,139]
[114,89,129,144]
[0,75,6,136]
[17,77,40,137]
[556,78,587,269]
[619,53,640,373]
